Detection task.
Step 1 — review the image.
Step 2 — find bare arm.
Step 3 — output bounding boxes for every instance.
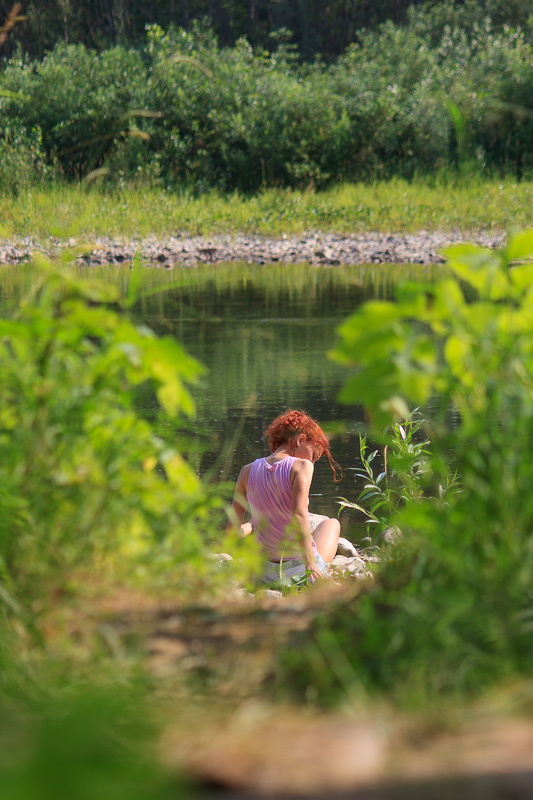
[225,464,251,536]
[291,459,322,580]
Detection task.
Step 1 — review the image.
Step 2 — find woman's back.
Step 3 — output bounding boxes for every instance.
[247,456,302,559]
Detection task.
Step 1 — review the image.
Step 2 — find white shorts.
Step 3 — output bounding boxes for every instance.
[258,552,329,587]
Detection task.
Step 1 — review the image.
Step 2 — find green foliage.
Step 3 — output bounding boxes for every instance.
[279,230,533,706]
[4,0,533,62]
[0,250,226,614]
[3,9,533,191]
[338,411,458,542]
[0,688,186,800]
[0,121,53,194]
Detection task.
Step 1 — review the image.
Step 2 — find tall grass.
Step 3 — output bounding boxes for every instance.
[1,179,532,239]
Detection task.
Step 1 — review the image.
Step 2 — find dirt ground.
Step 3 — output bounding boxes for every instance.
[65,584,533,798]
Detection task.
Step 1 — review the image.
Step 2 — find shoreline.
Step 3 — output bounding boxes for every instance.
[0,230,506,267]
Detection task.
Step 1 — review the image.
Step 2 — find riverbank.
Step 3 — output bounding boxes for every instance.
[2,180,532,243]
[0,229,506,267]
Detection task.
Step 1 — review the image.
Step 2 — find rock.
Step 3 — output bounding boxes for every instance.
[330,554,369,579]
[331,554,366,568]
[226,587,255,601]
[209,552,233,565]
[262,589,282,600]
[336,536,359,558]
[354,571,375,581]
[0,231,507,267]
[382,526,403,545]
[308,513,328,533]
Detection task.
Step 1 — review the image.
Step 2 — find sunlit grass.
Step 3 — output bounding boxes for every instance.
[3,177,533,239]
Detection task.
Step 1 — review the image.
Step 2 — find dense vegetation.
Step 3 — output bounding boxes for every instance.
[1,1,532,791]
[3,2,533,192]
[3,0,531,62]
[281,234,533,705]
[2,232,533,793]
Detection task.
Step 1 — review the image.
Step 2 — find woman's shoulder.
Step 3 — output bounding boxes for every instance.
[289,457,314,478]
[238,458,263,480]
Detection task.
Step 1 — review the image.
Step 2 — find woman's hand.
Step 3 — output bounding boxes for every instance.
[306,560,326,583]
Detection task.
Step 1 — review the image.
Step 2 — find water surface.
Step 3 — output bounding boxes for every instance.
[129,261,438,530]
[0,260,439,535]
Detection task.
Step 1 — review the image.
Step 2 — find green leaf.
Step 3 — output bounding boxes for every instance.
[505,230,533,263]
[0,88,27,100]
[509,264,533,294]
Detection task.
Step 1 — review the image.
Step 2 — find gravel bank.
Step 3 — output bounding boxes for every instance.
[0,230,506,267]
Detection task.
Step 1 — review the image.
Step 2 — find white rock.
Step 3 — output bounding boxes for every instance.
[263,589,282,600]
[331,555,364,568]
[308,513,328,533]
[336,536,359,558]
[208,552,233,564]
[330,555,368,577]
[382,526,403,545]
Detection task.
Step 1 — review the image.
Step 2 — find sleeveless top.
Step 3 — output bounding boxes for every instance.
[247,456,315,560]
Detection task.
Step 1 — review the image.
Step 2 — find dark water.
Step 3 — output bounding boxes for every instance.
[128,261,439,529]
[0,261,438,534]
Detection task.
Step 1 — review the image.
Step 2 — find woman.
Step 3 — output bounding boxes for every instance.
[226,409,342,584]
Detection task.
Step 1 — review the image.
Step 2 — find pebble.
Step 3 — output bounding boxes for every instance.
[0,230,506,267]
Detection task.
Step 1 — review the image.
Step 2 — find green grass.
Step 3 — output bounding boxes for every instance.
[3,177,533,240]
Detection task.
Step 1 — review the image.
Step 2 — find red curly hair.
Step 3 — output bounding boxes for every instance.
[265,409,343,481]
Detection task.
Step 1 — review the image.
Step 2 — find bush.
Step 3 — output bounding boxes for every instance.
[2,14,533,189]
[0,250,226,614]
[0,122,52,193]
[279,230,533,706]
[0,44,149,179]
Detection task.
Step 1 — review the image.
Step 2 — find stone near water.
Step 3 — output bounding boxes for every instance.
[308,512,328,533]
[262,589,282,600]
[336,536,359,558]
[382,526,402,545]
[0,231,506,267]
[329,553,370,580]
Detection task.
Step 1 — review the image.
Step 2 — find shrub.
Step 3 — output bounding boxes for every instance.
[2,15,533,188]
[279,230,533,706]
[0,122,52,193]
[0,44,149,179]
[338,410,459,544]
[0,250,226,614]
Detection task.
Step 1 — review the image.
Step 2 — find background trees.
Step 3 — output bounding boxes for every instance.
[2,0,532,61]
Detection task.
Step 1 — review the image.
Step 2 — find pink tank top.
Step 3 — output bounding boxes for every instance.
[247,457,315,560]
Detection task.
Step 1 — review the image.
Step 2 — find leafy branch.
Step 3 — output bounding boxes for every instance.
[338,410,460,537]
